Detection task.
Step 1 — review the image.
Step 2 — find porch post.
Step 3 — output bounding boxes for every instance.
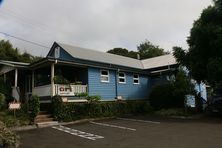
[51,63,55,97]
[3,73,6,83]
[32,70,34,91]
[14,68,18,87]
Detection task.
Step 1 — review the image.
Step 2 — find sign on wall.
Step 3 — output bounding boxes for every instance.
[55,85,74,96]
[54,84,87,96]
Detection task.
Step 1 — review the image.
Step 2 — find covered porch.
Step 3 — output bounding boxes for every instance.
[32,61,88,102]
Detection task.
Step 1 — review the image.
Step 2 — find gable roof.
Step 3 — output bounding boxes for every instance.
[141,54,177,70]
[57,43,144,69]
[47,42,178,70]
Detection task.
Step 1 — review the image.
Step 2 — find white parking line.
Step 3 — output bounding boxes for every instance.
[117,118,160,124]
[52,125,104,140]
[90,121,136,131]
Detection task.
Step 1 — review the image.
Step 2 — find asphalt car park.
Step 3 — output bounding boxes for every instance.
[18,117,222,148]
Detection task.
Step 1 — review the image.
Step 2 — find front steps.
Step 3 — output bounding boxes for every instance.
[35,111,58,128]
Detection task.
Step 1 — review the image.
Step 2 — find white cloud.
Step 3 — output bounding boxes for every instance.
[0,0,212,56]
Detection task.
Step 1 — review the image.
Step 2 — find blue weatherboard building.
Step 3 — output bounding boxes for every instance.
[0,42,205,103]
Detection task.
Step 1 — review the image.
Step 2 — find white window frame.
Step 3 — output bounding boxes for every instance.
[100,70,109,83]
[118,72,126,84]
[133,74,140,84]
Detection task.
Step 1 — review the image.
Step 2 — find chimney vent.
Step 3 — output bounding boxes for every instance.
[137,54,140,60]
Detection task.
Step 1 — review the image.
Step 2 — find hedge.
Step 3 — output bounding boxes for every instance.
[52,96,153,122]
[29,95,40,122]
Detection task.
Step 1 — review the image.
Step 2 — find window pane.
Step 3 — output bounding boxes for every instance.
[134,74,139,78]
[119,73,125,77]
[134,80,139,84]
[101,70,108,75]
[119,78,125,82]
[101,76,108,82]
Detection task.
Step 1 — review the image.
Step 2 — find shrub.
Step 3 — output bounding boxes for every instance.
[149,68,196,110]
[154,108,187,116]
[51,96,153,122]
[86,95,101,103]
[54,75,70,84]
[0,93,6,111]
[75,92,88,97]
[0,121,19,147]
[0,78,13,104]
[149,83,178,110]
[51,95,63,120]
[29,95,40,121]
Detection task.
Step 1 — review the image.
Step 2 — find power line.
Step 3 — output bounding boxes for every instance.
[1,7,50,29]
[0,32,50,49]
[0,10,56,38]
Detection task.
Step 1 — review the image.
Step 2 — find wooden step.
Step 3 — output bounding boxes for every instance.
[37,121,59,128]
[35,111,55,123]
[36,114,52,119]
[38,111,48,115]
[35,117,54,123]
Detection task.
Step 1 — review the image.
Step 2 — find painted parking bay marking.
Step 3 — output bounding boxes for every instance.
[90,121,136,131]
[117,118,160,124]
[52,125,104,141]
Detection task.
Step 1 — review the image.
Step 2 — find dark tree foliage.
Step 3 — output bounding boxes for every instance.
[173,0,222,88]
[137,40,168,59]
[107,40,168,60]
[107,48,138,59]
[0,40,42,63]
[149,69,195,109]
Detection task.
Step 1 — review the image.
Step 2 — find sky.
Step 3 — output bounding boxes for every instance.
[0,0,213,56]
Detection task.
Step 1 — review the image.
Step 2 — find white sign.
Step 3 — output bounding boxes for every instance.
[56,85,74,96]
[55,84,87,96]
[9,102,21,110]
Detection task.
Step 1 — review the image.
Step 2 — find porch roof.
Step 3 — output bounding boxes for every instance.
[0,60,30,68]
[0,60,30,75]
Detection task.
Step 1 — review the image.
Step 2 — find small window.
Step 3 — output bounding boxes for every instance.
[118,72,126,84]
[133,74,139,84]
[101,70,109,82]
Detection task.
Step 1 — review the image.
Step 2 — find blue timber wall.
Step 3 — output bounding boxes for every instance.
[88,67,116,100]
[117,73,149,100]
[88,67,150,100]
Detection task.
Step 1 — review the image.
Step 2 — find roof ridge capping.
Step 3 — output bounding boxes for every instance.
[57,42,141,61]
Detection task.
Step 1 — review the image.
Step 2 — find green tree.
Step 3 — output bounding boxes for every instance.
[107,48,129,56]
[173,0,222,88]
[137,40,168,59]
[107,48,138,59]
[0,40,42,63]
[107,40,168,60]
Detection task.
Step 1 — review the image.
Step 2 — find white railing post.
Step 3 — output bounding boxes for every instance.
[14,68,18,87]
[51,63,55,97]
[32,70,34,93]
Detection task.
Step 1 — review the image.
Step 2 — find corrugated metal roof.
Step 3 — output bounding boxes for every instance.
[141,54,177,69]
[58,43,144,69]
[57,43,177,70]
[0,60,30,68]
